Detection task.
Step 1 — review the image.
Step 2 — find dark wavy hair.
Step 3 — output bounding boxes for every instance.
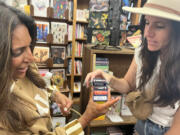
[0,2,46,133]
[138,15,180,107]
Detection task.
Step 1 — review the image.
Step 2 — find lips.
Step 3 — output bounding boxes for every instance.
[17,67,28,73]
[147,40,157,46]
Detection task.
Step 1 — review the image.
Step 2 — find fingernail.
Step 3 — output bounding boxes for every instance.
[64,107,68,112]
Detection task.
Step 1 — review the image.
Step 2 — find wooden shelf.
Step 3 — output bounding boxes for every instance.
[90,116,136,127]
[76,38,87,41]
[38,66,65,69]
[76,20,88,24]
[66,74,82,77]
[60,89,70,93]
[66,56,82,59]
[73,91,80,94]
[74,74,82,77]
[32,16,68,22]
[73,97,80,104]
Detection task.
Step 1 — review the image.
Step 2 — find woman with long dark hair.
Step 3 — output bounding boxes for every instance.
[84,0,180,134]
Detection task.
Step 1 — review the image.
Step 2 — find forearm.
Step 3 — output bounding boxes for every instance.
[109,76,132,94]
[165,107,180,135]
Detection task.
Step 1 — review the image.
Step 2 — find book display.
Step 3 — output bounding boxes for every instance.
[88,0,110,46]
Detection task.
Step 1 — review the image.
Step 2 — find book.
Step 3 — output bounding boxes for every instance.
[5,0,28,12]
[89,12,108,28]
[35,21,49,43]
[91,30,110,46]
[120,14,128,30]
[89,0,109,12]
[107,127,123,135]
[51,22,67,44]
[31,0,49,17]
[76,9,89,22]
[50,102,62,116]
[127,34,142,48]
[106,95,123,123]
[38,69,49,76]
[68,25,73,41]
[33,46,49,66]
[51,0,68,19]
[50,69,65,89]
[52,116,66,129]
[74,82,81,92]
[51,46,65,67]
[121,95,133,116]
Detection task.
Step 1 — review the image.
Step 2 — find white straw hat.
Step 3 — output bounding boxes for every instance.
[122,0,180,22]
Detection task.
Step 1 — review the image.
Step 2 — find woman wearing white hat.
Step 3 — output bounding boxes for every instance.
[84,0,180,134]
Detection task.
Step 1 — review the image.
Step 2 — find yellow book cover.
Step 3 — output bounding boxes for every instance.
[24,5,30,16]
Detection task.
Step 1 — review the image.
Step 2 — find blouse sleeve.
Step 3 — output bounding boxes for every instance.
[0,119,84,135]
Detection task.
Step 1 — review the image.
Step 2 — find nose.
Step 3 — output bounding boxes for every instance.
[24,46,34,63]
[144,25,154,38]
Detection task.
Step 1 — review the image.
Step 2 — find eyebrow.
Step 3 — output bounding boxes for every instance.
[12,44,31,51]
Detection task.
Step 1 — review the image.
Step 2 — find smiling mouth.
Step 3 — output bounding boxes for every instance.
[17,67,28,73]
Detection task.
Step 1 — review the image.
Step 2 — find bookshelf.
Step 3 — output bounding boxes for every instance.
[67,0,89,103]
[80,45,136,134]
[27,0,70,95]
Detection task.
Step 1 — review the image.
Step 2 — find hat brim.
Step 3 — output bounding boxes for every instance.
[123,6,180,22]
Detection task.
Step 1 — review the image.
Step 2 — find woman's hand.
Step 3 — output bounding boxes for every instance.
[54,91,73,116]
[84,69,112,88]
[78,89,120,128]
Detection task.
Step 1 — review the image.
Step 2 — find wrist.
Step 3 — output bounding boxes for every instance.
[78,113,91,129]
[109,76,114,88]
[50,89,58,101]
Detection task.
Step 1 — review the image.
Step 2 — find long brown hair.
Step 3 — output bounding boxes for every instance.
[138,16,180,107]
[0,2,46,133]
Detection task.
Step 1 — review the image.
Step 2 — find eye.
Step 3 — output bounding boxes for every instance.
[155,23,165,29]
[11,47,26,57]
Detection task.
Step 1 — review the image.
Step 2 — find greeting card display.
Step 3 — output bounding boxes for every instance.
[36,21,49,43]
[92,30,110,45]
[31,0,49,17]
[89,0,109,12]
[50,69,65,89]
[51,22,67,44]
[51,46,65,67]
[5,0,28,12]
[89,12,108,29]
[52,0,68,19]
[33,46,49,66]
